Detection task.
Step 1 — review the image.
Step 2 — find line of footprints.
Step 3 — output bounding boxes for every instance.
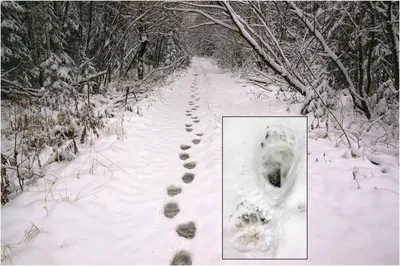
[166,78,203,265]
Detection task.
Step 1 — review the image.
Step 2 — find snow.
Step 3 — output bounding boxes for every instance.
[1,58,399,264]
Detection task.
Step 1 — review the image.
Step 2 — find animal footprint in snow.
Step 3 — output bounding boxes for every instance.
[193,119,200,123]
[191,108,196,111]
[182,172,195,183]
[259,125,296,189]
[167,185,182,196]
[180,144,191,151]
[191,116,198,119]
[179,153,190,160]
[176,221,196,239]
[196,133,203,137]
[185,124,192,127]
[164,202,180,218]
[195,98,200,101]
[227,201,272,252]
[183,162,196,170]
[192,139,201,144]
[186,113,192,116]
[186,128,193,132]
[171,250,192,265]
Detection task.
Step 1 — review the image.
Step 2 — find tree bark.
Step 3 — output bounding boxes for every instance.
[86,1,94,53]
[387,2,399,90]
[137,23,148,80]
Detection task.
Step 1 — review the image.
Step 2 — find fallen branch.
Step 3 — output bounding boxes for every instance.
[1,79,44,98]
[251,81,272,92]
[76,69,108,85]
[141,56,186,83]
[1,164,17,171]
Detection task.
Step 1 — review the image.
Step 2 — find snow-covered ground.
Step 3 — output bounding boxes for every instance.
[1,58,399,265]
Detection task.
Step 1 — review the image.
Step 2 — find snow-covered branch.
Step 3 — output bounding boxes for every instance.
[221,1,308,96]
[180,2,225,10]
[1,79,44,98]
[165,7,239,32]
[188,21,218,30]
[76,70,108,84]
[288,1,372,118]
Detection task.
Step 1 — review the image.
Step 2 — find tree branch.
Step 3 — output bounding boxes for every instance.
[165,7,239,32]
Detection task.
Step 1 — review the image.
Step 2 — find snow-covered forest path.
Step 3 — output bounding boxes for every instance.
[2,58,230,264]
[2,58,398,265]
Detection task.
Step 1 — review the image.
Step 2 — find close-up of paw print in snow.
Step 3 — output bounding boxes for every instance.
[227,200,274,254]
[223,117,307,259]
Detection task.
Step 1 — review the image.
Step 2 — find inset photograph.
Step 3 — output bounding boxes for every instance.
[222,116,307,260]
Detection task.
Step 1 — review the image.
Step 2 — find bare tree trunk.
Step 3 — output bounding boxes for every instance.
[79,2,83,48]
[137,24,148,80]
[86,1,94,53]
[125,47,140,77]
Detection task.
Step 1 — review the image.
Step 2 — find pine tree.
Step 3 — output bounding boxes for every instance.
[165,32,178,66]
[37,2,77,107]
[1,1,35,89]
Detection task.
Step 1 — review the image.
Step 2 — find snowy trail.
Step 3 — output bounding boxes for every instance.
[1,58,398,265]
[1,58,225,264]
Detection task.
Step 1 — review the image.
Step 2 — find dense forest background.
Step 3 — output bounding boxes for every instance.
[1,1,399,204]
